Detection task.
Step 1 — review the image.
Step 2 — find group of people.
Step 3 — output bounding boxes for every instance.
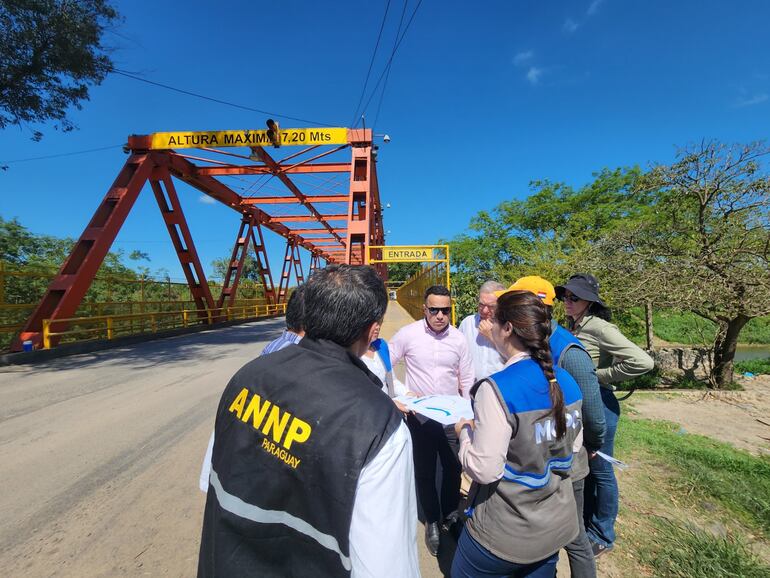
[197,264,653,578]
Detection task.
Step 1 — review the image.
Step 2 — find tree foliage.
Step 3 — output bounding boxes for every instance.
[0,0,119,139]
[586,142,770,386]
[448,143,770,387]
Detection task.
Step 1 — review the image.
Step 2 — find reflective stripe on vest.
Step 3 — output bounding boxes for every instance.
[502,454,574,488]
[210,468,352,572]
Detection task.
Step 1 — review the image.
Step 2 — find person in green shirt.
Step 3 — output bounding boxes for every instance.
[555,273,654,559]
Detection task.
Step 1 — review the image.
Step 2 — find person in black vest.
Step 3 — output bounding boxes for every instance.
[198,265,420,578]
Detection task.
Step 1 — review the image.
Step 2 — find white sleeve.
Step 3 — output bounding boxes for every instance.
[199,430,215,493]
[392,375,409,397]
[349,422,420,578]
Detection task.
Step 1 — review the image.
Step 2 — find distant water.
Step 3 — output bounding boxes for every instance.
[735,345,770,361]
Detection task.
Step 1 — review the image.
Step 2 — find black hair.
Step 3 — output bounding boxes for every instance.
[588,301,612,321]
[495,291,567,439]
[302,265,387,347]
[285,284,306,332]
[424,285,450,301]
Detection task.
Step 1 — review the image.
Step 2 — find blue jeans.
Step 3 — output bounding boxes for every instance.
[584,387,620,548]
[451,528,558,578]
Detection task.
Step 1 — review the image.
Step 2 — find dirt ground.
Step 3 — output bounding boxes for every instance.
[628,375,770,456]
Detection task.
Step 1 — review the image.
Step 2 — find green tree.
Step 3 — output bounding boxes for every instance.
[447,168,647,318]
[386,261,422,283]
[0,0,119,140]
[587,142,770,387]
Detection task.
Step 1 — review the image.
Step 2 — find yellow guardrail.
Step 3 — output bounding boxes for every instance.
[40,302,287,349]
[396,261,456,325]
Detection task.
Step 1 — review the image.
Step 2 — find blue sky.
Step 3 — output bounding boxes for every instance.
[2,0,770,281]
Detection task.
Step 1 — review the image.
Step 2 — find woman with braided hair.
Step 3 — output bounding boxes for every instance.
[451,290,583,578]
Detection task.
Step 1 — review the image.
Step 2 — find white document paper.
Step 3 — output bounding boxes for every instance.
[596,451,628,470]
[394,394,474,425]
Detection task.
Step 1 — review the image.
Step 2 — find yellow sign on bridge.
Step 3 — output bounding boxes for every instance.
[370,245,448,263]
[149,127,348,150]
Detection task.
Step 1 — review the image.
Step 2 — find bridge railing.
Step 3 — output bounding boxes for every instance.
[39,302,287,349]
[396,262,456,325]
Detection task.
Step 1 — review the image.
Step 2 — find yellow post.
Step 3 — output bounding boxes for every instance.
[42,319,51,349]
[107,317,113,340]
[183,310,188,327]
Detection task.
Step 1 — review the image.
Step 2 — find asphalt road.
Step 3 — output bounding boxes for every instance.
[0,317,286,577]
[0,303,457,577]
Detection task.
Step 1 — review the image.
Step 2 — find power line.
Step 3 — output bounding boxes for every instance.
[0,144,124,166]
[350,0,393,127]
[373,0,409,130]
[358,0,423,127]
[111,69,336,127]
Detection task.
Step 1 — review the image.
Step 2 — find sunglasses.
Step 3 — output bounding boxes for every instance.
[427,307,451,316]
[560,294,582,303]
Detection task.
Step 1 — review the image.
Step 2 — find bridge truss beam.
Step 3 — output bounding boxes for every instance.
[12,128,384,351]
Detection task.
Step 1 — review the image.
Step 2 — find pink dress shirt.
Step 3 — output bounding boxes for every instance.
[388,318,475,399]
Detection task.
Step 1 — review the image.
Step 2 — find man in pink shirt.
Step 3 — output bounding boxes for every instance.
[389,285,475,557]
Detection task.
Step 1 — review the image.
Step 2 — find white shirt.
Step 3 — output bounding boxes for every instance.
[360,351,409,397]
[350,422,420,577]
[200,422,420,578]
[458,313,505,380]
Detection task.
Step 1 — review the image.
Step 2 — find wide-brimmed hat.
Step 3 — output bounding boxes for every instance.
[493,276,556,306]
[555,273,605,306]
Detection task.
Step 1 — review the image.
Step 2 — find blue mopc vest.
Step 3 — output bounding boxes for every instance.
[466,359,583,564]
[549,323,586,368]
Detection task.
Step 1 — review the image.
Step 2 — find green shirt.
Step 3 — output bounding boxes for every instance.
[572,315,654,386]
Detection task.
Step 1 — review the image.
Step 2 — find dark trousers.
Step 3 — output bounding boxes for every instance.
[407,414,461,524]
[584,388,621,548]
[564,477,596,578]
[452,528,558,578]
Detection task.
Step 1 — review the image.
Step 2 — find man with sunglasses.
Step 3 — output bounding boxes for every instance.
[389,285,474,557]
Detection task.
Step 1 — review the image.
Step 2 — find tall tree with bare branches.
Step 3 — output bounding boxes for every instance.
[588,142,770,387]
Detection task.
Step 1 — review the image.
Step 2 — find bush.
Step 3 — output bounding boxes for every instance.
[735,357,770,376]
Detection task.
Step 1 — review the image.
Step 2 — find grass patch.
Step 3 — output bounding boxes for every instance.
[616,418,770,537]
[736,357,770,376]
[639,518,770,577]
[613,309,770,346]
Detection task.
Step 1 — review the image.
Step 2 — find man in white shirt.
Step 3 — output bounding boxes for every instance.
[458,280,506,380]
[199,265,419,577]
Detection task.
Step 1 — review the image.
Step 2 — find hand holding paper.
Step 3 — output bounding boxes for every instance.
[394,394,474,425]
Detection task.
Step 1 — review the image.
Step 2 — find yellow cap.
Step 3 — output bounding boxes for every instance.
[493,276,556,306]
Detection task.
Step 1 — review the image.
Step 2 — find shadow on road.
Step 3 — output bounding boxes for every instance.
[25,318,286,371]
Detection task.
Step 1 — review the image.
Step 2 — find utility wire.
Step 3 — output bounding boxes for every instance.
[350,0,393,128]
[372,0,409,130]
[111,69,336,127]
[0,144,124,166]
[358,0,423,127]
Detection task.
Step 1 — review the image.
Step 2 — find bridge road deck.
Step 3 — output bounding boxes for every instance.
[0,302,457,577]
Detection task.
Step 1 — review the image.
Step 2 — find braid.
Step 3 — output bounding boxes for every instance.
[496,291,568,439]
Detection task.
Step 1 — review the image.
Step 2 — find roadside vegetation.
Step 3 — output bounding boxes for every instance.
[606,414,770,577]
[447,141,770,388]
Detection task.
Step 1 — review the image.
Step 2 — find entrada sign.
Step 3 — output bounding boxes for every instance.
[148,127,348,150]
[381,247,434,262]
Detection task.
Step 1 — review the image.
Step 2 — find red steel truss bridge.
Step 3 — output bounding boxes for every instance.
[12,125,386,351]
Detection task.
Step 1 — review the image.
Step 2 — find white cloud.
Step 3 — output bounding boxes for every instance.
[513,50,533,66]
[563,18,580,33]
[587,0,604,16]
[735,93,768,108]
[199,194,216,204]
[526,67,543,85]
